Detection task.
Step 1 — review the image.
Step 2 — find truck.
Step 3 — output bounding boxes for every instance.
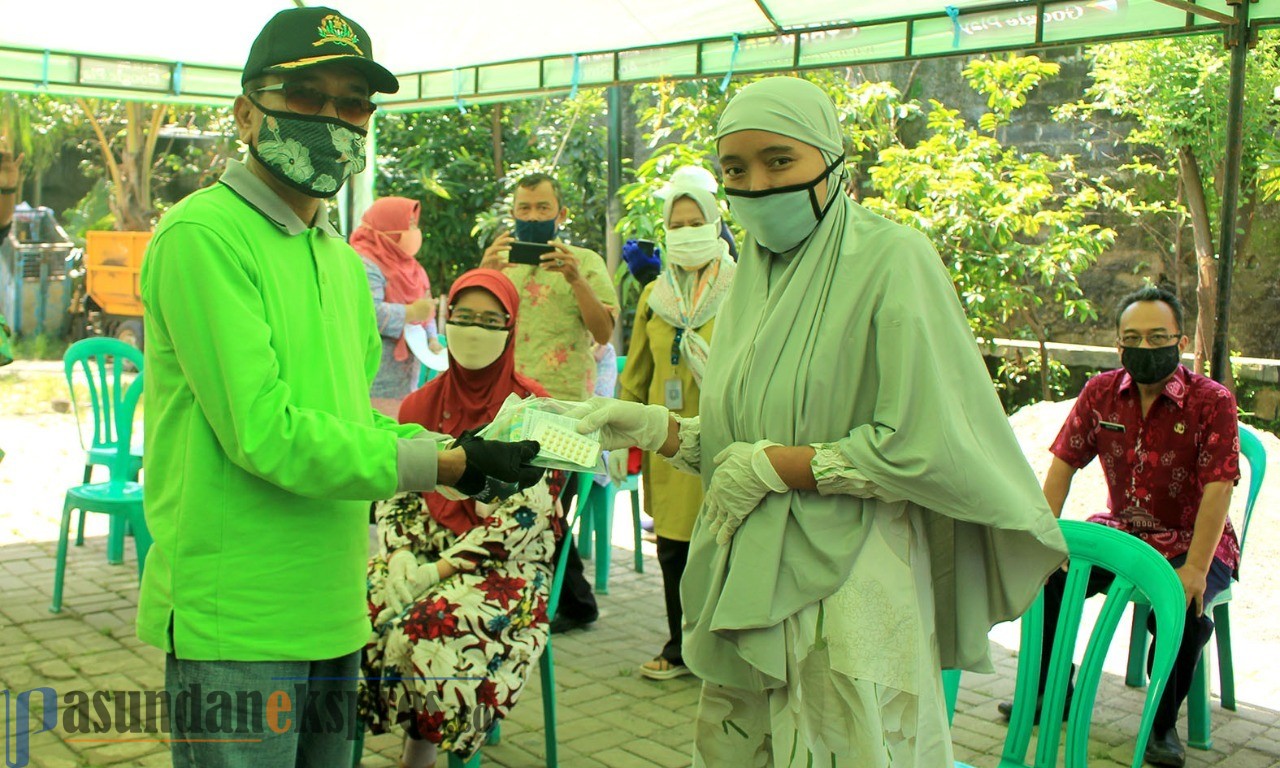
[0,204,77,339]
[76,230,151,350]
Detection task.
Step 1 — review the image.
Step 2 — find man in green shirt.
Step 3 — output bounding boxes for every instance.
[138,8,540,766]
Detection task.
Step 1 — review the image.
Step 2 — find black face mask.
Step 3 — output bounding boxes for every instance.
[1121,344,1181,385]
[513,218,557,244]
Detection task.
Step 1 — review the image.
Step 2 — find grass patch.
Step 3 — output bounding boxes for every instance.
[11,334,70,361]
[0,370,82,416]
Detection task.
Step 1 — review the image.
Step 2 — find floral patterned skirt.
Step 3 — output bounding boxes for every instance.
[358,492,556,759]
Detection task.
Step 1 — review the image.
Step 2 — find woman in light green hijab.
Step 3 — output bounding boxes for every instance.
[575,77,1067,766]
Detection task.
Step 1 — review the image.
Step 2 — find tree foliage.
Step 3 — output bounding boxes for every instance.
[374,90,609,288]
[619,58,1123,401]
[862,54,1123,400]
[1062,33,1280,376]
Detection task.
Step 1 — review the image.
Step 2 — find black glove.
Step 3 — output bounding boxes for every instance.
[454,434,544,497]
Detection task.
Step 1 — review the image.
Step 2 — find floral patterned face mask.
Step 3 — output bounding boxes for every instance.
[248,98,367,199]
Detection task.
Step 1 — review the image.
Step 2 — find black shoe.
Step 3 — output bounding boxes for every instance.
[997,693,1072,722]
[549,614,596,634]
[1143,728,1185,768]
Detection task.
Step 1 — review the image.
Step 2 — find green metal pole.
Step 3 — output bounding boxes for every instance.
[1210,0,1252,383]
[606,86,623,347]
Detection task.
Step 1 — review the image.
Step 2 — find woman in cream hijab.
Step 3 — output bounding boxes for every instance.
[618,166,736,680]
[575,77,1067,766]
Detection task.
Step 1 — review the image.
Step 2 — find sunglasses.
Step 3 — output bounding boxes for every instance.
[251,82,377,125]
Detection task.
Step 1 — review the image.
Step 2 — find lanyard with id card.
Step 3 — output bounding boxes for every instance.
[664,378,685,410]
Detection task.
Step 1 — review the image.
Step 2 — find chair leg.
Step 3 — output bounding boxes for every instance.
[577,483,594,561]
[106,516,125,565]
[51,499,75,613]
[1187,649,1213,750]
[1214,604,1235,711]
[75,465,92,546]
[448,751,481,768]
[540,640,558,768]
[350,727,364,768]
[1126,604,1151,688]
[594,488,615,595]
[942,669,961,726]
[630,488,643,574]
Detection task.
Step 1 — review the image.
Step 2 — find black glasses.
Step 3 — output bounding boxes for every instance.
[671,327,686,366]
[251,83,377,125]
[1118,332,1179,348]
[448,308,510,331]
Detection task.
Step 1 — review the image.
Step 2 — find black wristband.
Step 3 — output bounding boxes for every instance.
[0,187,16,195]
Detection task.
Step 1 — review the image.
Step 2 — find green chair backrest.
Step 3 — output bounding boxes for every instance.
[63,338,144,454]
[109,374,145,483]
[1004,520,1186,768]
[1237,423,1265,555]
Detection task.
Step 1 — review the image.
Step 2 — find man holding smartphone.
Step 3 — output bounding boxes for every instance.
[480,172,618,631]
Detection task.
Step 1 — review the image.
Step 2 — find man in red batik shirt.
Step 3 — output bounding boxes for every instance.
[998,285,1239,768]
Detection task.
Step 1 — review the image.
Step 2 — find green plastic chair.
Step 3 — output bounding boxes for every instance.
[352,477,584,768]
[958,520,1186,768]
[574,353,644,593]
[51,374,150,613]
[1122,421,1265,749]
[573,470,644,594]
[63,337,144,565]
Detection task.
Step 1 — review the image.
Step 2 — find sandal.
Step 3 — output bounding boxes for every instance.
[639,656,692,680]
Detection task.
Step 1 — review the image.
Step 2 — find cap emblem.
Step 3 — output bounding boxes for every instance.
[314,14,364,55]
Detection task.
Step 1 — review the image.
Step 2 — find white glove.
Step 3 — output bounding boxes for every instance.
[570,397,671,452]
[374,549,441,627]
[704,440,789,546]
[606,450,630,485]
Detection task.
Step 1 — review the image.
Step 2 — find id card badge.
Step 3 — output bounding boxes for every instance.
[664,378,685,411]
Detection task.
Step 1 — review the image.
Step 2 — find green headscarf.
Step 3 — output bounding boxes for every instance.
[681,77,1067,690]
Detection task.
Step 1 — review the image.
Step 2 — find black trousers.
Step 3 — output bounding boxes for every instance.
[656,536,690,665]
[1036,553,1232,735]
[551,481,598,622]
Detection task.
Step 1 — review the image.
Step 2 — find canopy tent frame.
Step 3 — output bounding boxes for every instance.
[0,0,1268,385]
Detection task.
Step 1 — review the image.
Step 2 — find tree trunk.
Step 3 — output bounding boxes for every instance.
[1178,147,1215,375]
[79,100,162,231]
[491,103,504,180]
[1039,339,1051,402]
[1171,182,1183,302]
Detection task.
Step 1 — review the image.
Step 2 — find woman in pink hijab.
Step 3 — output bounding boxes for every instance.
[351,197,441,416]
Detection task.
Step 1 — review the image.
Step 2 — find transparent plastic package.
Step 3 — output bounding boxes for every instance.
[478,394,606,473]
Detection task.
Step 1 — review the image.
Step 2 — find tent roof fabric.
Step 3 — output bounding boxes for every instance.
[2,0,1277,108]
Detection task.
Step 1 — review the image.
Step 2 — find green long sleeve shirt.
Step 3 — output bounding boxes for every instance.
[137,161,440,661]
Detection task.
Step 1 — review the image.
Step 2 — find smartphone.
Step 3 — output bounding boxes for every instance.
[508,240,556,266]
[635,239,656,258]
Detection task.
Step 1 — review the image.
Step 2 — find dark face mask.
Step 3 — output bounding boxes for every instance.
[1121,344,1182,385]
[513,217,558,244]
[247,97,367,199]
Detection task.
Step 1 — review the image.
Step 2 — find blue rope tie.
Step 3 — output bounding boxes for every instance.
[720,33,742,93]
[172,62,183,95]
[41,49,50,89]
[569,54,582,99]
[945,6,962,49]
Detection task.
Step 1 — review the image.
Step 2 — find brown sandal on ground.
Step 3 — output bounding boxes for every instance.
[639,656,692,681]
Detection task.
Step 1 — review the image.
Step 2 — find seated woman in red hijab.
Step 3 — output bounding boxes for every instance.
[359,269,561,768]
